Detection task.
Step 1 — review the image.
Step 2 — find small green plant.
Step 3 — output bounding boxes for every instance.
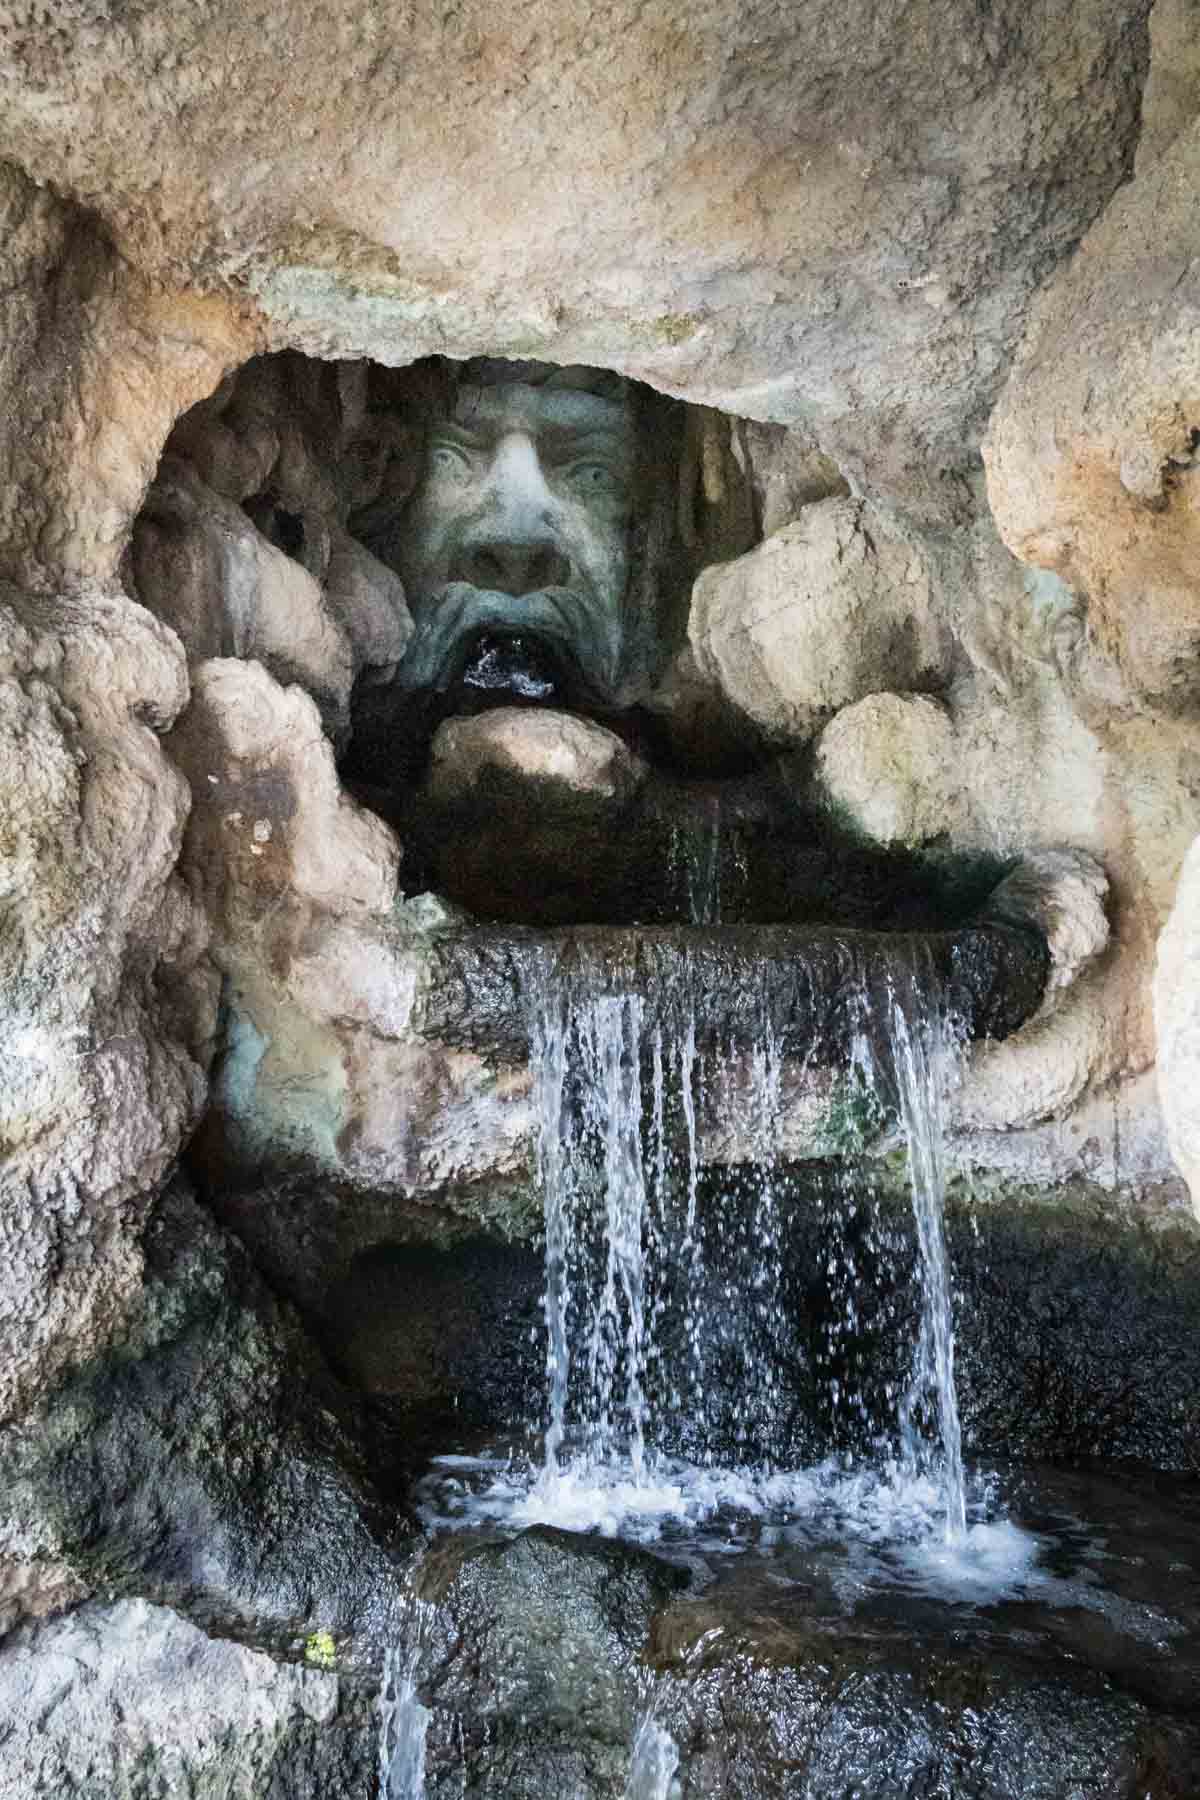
[304,1629,337,1670]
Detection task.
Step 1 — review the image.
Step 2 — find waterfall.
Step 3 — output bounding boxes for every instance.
[853,966,967,1542]
[472,946,973,1546]
[533,989,654,1476]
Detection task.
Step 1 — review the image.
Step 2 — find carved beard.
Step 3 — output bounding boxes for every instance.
[394,581,625,707]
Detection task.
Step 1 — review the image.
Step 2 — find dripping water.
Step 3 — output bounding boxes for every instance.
[378,1584,435,1800]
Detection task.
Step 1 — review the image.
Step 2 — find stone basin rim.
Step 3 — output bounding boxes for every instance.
[415,918,1050,1061]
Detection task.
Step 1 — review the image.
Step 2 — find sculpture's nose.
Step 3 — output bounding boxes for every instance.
[454,435,572,597]
[461,537,570,597]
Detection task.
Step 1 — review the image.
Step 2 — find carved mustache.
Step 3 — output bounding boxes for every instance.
[394,582,623,700]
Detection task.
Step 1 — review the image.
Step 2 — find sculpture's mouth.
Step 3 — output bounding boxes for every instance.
[448,629,567,708]
[396,582,621,711]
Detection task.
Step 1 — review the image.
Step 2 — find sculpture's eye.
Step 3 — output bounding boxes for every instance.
[568,460,623,495]
[429,442,471,478]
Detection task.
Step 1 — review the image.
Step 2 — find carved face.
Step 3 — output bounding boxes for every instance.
[393,377,636,705]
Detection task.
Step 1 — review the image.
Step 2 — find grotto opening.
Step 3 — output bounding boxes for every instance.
[3,1,1200,1789]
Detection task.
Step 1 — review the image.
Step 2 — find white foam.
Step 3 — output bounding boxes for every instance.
[416,1449,1046,1606]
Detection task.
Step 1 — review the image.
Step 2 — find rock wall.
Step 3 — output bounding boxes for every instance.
[0,0,1199,1785]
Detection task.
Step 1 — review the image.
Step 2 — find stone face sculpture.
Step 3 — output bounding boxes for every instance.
[391,361,637,707]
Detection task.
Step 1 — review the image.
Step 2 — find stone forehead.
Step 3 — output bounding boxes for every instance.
[446,382,634,443]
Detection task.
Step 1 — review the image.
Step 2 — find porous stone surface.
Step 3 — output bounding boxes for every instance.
[0,1178,406,1655]
[682,501,953,746]
[168,656,536,1207]
[984,114,1200,713]
[810,693,966,848]
[427,708,647,807]
[1156,834,1200,1213]
[0,0,1152,517]
[0,585,215,1422]
[0,162,252,591]
[133,457,356,742]
[0,1599,374,1800]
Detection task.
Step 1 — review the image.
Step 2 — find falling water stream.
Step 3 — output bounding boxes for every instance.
[392,949,1050,1794]
[416,952,984,1557]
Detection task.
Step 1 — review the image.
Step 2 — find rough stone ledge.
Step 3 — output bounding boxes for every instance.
[416,920,1050,1064]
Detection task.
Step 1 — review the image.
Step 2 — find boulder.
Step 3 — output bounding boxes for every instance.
[810,692,967,848]
[0,1600,374,1799]
[427,708,647,807]
[683,501,953,747]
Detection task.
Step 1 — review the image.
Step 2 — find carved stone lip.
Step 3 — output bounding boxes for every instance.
[396,581,622,705]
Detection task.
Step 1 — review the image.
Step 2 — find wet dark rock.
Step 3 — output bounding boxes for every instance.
[346,1172,1200,1480]
[394,1464,1200,1799]
[417,922,1049,1065]
[952,1189,1200,1467]
[415,1527,688,1796]
[642,1465,1200,1799]
[0,1177,410,1664]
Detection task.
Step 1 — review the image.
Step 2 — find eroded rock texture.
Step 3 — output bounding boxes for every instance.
[0,588,215,1420]
[0,1600,374,1800]
[0,1,1153,513]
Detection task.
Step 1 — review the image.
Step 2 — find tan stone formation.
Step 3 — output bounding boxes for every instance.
[133,459,356,742]
[1155,834,1200,1211]
[167,659,534,1207]
[0,587,215,1420]
[0,163,254,593]
[679,501,954,748]
[0,0,1152,514]
[984,116,1200,713]
[810,694,967,850]
[426,710,647,809]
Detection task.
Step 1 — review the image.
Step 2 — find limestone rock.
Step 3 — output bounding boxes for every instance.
[1155,834,1200,1217]
[324,527,413,681]
[0,0,1151,517]
[0,163,252,591]
[0,1600,373,1799]
[684,501,953,746]
[985,115,1200,712]
[169,657,399,925]
[134,461,355,741]
[0,586,215,1423]
[167,659,534,1212]
[427,707,647,807]
[982,849,1111,1003]
[810,693,967,848]
[1136,0,1200,171]
[739,421,851,538]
